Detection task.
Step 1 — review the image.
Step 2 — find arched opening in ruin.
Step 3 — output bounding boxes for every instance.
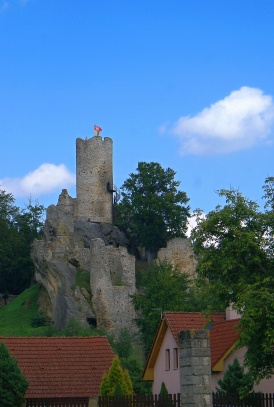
[86,317,97,328]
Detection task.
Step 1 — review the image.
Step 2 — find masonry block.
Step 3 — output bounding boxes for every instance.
[179,329,212,407]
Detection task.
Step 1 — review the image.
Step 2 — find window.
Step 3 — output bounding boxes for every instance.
[173,348,178,369]
[165,349,170,370]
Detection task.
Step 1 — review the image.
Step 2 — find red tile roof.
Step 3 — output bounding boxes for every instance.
[210,319,241,367]
[163,311,226,344]
[0,337,115,399]
[163,312,240,368]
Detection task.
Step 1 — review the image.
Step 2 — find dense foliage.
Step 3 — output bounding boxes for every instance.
[100,355,133,396]
[191,177,274,383]
[132,260,204,355]
[115,162,190,254]
[216,359,254,398]
[0,342,28,407]
[112,327,151,394]
[0,189,45,294]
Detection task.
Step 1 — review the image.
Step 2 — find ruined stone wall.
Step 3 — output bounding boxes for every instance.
[45,189,75,240]
[89,238,137,336]
[32,135,139,334]
[179,330,212,407]
[157,238,196,278]
[76,136,113,223]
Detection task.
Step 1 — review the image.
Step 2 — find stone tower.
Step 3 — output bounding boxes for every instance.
[76,135,113,223]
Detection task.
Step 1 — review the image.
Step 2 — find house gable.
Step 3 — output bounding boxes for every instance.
[153,326,179,395]
[143,312,243,396]
[143,312,226,383]
[143,319,168,380]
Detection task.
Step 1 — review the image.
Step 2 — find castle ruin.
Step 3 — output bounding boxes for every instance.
[76,136,113,223]
[31,131,196,336]
[32,133,137,335]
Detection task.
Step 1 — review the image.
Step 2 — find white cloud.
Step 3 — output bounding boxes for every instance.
[172,86,274,155]
[186,212,206,237]
[0,163,75,198]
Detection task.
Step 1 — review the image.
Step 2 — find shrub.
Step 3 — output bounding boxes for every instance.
[0,343,28,407]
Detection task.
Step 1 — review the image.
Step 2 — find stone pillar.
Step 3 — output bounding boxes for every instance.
[88,398,98,407]
[179,329,212,407]
[76,136,113,223]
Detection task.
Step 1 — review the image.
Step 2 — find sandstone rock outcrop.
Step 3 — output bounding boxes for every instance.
[31,134,197,337]
[32,189,136,335]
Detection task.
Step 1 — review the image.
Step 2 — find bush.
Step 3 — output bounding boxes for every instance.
[100,355,133,396]
[0,343,28,407]
[31,312,51,327]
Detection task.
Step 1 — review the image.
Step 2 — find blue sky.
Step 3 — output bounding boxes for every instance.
[1,0,274,217]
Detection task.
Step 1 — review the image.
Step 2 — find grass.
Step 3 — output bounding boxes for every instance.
[0,284,53,337]
[72,268,91,295]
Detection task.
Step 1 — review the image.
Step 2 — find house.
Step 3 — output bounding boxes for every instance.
[142,311,226,395]
[210,318,274,393]
[0,336,115,406]
[142,310,274,395]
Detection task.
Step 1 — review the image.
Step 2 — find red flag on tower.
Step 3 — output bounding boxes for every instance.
[94,125,102,134]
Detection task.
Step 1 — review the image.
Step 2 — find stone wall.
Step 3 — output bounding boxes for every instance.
[157,238,196,278]
[31,134,197,338]
[179,329,212,407]
[32,186,136,335]
[76,136,113,223]
[89,238,137,335]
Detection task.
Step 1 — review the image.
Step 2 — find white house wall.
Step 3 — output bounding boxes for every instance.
[153,327,180,395]
[211,346,274,393]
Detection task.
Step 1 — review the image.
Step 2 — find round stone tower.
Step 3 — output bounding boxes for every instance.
[76,135,113,223]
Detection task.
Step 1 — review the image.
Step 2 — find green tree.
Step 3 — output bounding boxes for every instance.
[58,318,92,337]
[113,327,133,360]
[120,354,151,395]
[0,190,45,294]
[112,328,151,394]
[191,181,274,383]
[216,358,254,398]
[132,260,204,354]
[100,371,113,396]
[0,342,28,407]
[122,368,134,396]
[115,162,190,255]
[0,190,20,293]
[159,381,168,396]
[100,355,133,396]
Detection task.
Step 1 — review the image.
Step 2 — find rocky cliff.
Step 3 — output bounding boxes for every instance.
[32,190,197,335]
[31,189,136,335]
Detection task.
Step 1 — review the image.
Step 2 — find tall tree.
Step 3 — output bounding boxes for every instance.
[0,190,20,294]
[112,327,151,394]
[0,342,28,407]
[191,181,274,383]
[0,190,45,294]
[132,260,203,354]
[115,162,190,255]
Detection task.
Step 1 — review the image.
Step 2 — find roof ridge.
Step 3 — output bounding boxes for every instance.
[211,318,241,326]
